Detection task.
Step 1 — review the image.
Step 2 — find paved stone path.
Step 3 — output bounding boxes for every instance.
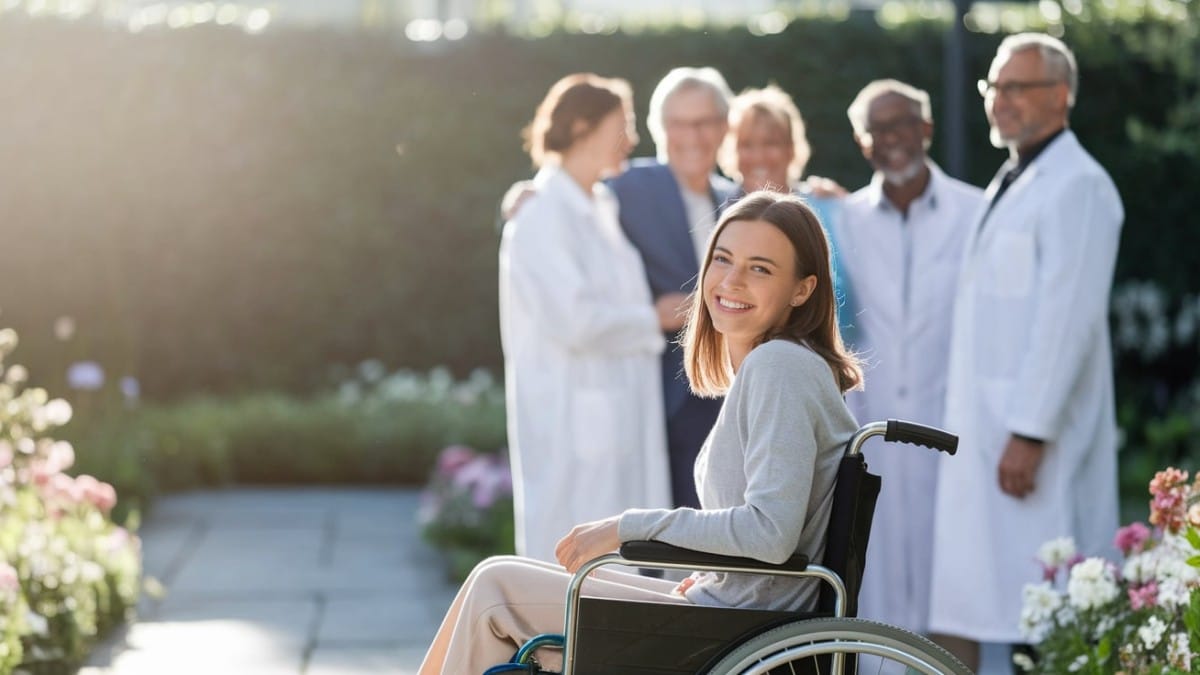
[81,488,457,675]
[80,487,1010,674]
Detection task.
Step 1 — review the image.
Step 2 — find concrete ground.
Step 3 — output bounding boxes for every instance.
[81,488,457,675]
[80,487,1010,674]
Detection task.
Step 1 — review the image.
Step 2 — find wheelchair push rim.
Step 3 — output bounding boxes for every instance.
[704,617,973,675]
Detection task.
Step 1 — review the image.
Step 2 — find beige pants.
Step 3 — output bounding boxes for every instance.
[419,555,689,675]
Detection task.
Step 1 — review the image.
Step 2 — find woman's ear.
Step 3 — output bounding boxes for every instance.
[790,275,818,307]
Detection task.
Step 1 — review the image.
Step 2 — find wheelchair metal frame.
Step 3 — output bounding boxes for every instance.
[559,420,903,675]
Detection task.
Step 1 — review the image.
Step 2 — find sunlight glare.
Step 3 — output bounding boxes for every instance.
[244,7,269,33]
[215,3,238,24]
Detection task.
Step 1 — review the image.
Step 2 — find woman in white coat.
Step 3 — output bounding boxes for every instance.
[499,74,675,562]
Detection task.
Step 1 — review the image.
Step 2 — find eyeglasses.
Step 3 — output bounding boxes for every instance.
[664,115,726,133]
[863,115,923,139]
[977,79,1061,98]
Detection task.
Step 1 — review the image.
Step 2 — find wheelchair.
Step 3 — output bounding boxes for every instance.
[557,420,973,675]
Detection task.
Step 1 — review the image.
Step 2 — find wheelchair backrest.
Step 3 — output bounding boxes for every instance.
[817,453,881,617]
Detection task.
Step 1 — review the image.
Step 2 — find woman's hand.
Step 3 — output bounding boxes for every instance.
[655,292,690,331]
[555,516,621,574]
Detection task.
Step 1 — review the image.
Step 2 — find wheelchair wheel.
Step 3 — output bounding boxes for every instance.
[705,617,972,675]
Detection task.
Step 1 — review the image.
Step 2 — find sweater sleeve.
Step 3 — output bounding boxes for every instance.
[617,345,829,564]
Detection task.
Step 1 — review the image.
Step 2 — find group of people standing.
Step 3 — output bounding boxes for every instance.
[490,30,1122,673]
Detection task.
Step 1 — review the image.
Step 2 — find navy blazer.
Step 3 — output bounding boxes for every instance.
[608,159,737,417]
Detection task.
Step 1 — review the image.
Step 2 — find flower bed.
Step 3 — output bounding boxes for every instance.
[1021,468,1200,673]
[0,330,141,674]
[417,445,514,581]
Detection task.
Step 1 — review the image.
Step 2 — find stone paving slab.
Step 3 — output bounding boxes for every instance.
[84,487,457,674]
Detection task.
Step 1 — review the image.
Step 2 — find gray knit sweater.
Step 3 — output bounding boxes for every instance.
[618,339,858,611]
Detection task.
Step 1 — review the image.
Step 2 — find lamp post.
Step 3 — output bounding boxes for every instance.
[942,0,970,178]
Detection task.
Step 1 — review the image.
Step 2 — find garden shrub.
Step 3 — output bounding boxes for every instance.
[65,365,507,511]
[0,329,141,675]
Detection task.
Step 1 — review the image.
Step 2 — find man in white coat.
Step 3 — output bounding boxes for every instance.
[836,80,983,635]
[928,34,1123,669]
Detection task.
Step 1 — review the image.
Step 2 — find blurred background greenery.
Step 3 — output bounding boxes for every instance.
[0,0,1196,512]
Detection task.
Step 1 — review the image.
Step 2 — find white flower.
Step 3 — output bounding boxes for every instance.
[1138,616,1167,650]
[25,610,47,636]
[1012,652,1035,672]
[1068,654,1089,672]
[1168,631,1193,671]
[1020,582,1063,627]
[3,365,27,385]
[42,398,72,427]
[1066,558,1119,611]
[1123,551,1158,585]
[1037,536,1077,568]
[0,329,18,355]
[1157,576,1193,610]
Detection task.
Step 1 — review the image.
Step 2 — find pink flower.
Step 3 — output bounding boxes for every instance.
[1040,562,1057,582]
[0,562,18,593]
[1129,581,1158,610]
[453,456,513,509]
[1150,468,1188,496]
[1151,490,1187,532]
[437,445,476,476]
[1114,522,1151,555]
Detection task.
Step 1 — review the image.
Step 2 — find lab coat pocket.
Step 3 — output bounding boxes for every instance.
[571,389,622,462]
[985,230,1035,298]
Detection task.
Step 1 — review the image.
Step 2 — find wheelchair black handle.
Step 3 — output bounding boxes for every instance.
[884,419,958,455]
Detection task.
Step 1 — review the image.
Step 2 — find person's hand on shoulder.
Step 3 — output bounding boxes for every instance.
[555,516,621,574]
[801,175,849,199]
[501,180,537,222]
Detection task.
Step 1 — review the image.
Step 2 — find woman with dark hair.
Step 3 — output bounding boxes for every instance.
[422,191,861,675]
[499,74,675,565]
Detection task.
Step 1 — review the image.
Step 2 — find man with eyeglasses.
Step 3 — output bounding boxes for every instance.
[833,79,983,639]
[928,33,1123,670]
[609,67,737,509]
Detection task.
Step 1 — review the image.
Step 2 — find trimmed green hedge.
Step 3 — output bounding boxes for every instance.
[63,367,507,513]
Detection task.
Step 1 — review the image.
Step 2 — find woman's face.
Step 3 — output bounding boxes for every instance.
[703,219,815,349]
[735,114,793,193]
[577,105,638,178]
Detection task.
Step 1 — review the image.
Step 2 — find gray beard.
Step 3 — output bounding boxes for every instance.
[882,158,925,187]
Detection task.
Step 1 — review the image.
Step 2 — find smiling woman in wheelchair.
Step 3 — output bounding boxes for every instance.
[419,191,863,675]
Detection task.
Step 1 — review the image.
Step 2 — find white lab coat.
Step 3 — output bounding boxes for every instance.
[928,131,1123,642]
[835,163,983,633]
[498,165,672,563]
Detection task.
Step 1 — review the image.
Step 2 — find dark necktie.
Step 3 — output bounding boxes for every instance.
[978,162,1022,232]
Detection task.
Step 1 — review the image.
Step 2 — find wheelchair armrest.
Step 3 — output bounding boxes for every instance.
[619,540,810,572]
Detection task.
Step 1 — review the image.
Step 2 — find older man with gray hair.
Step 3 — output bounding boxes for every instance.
[929,33,1123,669]
[610,66,738,509]
[834,78,982,637]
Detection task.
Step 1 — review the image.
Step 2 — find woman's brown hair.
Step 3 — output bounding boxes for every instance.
[683,191,863,396]
[522,73,632,167]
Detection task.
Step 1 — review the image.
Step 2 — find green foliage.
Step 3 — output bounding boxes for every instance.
[63,366,507,511]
